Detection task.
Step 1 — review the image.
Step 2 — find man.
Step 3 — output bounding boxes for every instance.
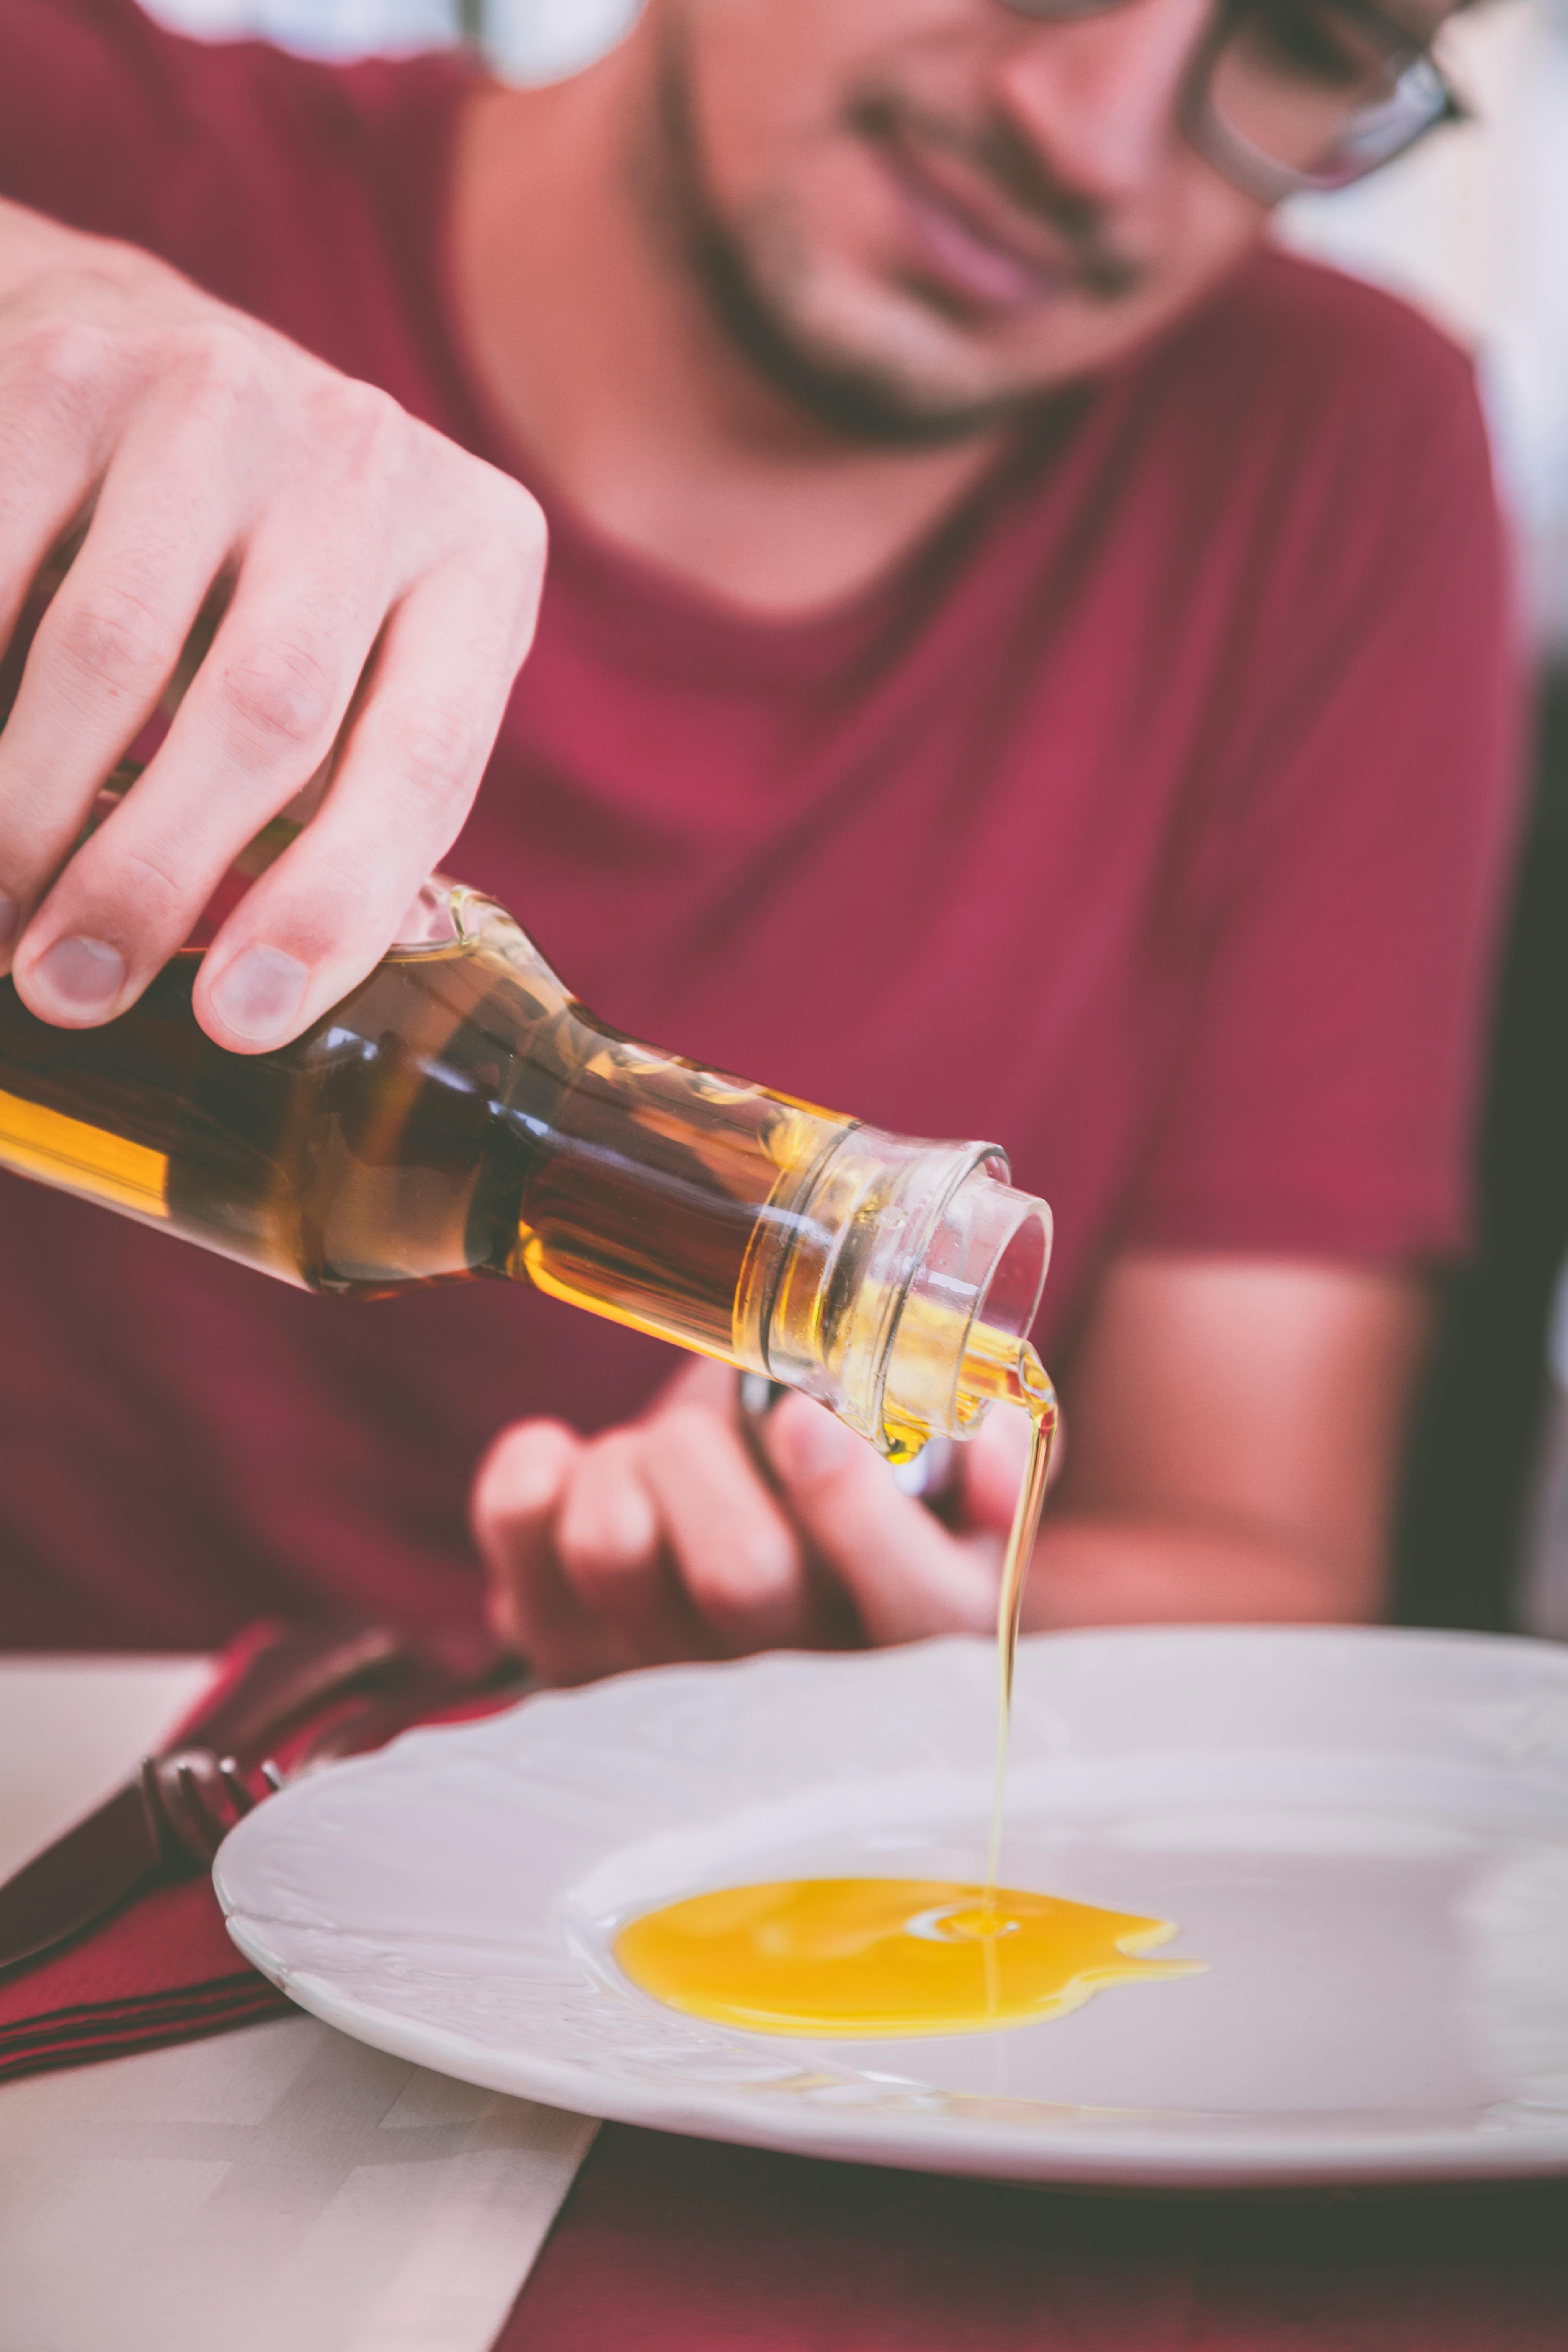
[0,0,1519,1671]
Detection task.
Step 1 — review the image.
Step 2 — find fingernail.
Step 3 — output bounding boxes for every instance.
[592,1488,660,1567]
[494,1429,574,1515]
[209,945,309,1043]
[774,1403,858,1483]
[501,1461,565,1516]
[0,893,17,957]
[36,934,125,1018]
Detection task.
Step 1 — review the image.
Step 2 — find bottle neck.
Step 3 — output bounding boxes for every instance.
[753,1130,1052,1457]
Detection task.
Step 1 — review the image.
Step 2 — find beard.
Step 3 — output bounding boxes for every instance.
[649,39,1145,450]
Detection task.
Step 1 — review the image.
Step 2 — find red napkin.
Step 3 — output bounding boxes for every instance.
[0,1629,512,2084]
[0,1878,288,2082]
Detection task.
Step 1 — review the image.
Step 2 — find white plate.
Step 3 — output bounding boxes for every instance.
[214,1626,1568,2188]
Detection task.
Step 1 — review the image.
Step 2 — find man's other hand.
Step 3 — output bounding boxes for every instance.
[472,1357,1042,1686]
[0,200,547,1050]
[473,1253,1432,1685]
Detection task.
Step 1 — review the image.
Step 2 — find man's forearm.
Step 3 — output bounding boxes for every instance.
[1024,1510,1385,1631]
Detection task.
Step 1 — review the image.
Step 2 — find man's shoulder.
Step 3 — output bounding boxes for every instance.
[1224,244,1468,369]
[0,0,477,386]
[1080,242,1495,558]
[0,0,469,121]
[0,0,471,264]
[125,8,476,164]
[1165,245,1479,438]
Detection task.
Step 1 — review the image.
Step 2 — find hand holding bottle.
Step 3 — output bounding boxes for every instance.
[472,1359,1052,1686]
[0,198,547,1051]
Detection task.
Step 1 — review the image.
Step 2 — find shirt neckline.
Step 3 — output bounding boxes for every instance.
[388,64,1096,693]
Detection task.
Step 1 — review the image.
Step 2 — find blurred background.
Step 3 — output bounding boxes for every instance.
[144,0,1568,1638]
[143,0,634,80]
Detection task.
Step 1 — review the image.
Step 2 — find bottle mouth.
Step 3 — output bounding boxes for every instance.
[744,1131,1055,1460]
[878,1155,1052,1456]
[965,1176,1052,1392]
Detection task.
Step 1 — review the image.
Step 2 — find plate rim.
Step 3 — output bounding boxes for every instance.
[215,1623,1568,2190]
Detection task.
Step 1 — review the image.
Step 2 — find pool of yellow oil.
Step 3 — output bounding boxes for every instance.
[613,1876,1201,2039]
[616,1341,1202,2040]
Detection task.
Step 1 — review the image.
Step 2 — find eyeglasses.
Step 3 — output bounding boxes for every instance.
[996,0,1467,202]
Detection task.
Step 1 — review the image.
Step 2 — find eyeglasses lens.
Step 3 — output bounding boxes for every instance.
[1207,5,1444,186]
[998,0,1454,194]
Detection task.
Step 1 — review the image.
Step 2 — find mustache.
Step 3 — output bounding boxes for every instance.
[848,91,1148,304]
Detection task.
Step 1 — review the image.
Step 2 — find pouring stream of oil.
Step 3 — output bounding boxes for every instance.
[978,1340,1058,1911]
[615,1334,1202,2038]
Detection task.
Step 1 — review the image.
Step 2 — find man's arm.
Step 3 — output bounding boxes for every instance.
[1022,1252,1431,1629]
[473,1250,1432,1684]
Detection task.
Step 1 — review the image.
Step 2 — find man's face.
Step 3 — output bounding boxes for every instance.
[649,0,1273,441]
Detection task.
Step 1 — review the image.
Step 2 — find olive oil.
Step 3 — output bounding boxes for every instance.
[614,1875,1198,2039]
[984,1368,1059,1910]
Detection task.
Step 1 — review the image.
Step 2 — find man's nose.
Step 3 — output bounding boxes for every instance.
[989,0,1215,204]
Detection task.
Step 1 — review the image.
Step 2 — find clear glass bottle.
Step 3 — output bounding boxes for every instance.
[0,771,1053,1458]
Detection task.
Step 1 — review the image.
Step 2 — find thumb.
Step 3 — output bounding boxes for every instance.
[765,1395,997,1645]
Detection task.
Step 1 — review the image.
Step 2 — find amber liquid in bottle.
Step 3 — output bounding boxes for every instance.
[0,890,833,1337]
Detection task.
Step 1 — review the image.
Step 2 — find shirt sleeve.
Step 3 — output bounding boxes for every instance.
[1122,301,1525,1266]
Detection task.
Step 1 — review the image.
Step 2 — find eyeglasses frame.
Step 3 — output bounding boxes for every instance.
[995,0,1469,203]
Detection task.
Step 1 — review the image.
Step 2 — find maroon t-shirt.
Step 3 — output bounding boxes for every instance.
[0,0,1522,1651]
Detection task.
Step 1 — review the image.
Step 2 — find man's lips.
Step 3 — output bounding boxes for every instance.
[872,126,1091,312]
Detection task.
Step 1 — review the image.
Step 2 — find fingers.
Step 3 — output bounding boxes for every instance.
[473,1419,713,1685]
[8,583,374,1032]
[193,529,542,1051]
[0,514,125,980]
[471,1419,583,1661]
[639,1406,814,1652]
[473,1383,815,1682]
[475,1381,1053,1687]
[0,434,94,694]
[0,253,549,1042]
[554,1430,712,1667]
[0,306,107,661]
[0,358,267,989]
[15,539,397,1035]
[7,406,539,1041]
[765,1395,1001,1646]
